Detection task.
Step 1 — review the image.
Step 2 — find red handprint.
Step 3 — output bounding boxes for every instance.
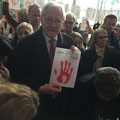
[54,60,73,84]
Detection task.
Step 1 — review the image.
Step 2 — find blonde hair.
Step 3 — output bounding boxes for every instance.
[70,32,85,50]
[0,80,39,120]
[16,22,33,34]
[89,28,109,48]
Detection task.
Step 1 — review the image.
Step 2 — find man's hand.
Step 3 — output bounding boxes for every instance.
[0,64,10,80]
[113,27,120,39]
[70,45,79,52]
[38,83,62,95]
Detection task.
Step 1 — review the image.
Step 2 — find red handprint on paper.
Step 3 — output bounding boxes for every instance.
[54,60,73,84]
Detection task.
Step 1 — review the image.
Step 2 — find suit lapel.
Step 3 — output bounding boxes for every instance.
[57,33,67,48]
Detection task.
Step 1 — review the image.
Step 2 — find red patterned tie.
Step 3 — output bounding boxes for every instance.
[49,39,55,66]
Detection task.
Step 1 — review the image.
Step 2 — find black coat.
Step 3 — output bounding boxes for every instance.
[7,27,75,120]
[78,46,120,76]
[62,73,120,120]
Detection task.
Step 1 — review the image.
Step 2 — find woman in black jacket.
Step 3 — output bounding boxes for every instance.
[78,28,120,76]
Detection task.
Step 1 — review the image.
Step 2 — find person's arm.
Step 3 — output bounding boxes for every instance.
[86,20,95,34]
[2,0,18,33]
[38,45,79,95]
[0,63,10,81]
[113,27,120,49]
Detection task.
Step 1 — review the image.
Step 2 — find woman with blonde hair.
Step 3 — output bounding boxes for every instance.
[0,77,40,120]
[14,22,33,46]
[78,28,120,76]
[70,32,85,51]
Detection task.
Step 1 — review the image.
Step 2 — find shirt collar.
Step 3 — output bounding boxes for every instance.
[43,32,58,43]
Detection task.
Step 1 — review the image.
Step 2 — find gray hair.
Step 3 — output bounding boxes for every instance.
[41,2,65,20]
[65,12,76,24]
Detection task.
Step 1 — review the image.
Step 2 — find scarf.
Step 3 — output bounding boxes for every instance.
[93,45,105,72]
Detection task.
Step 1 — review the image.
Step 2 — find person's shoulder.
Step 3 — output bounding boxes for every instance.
[105,46,117,52]
[60,32,72,38]
[20,28,42,43]
[84,47,95,53]
[60,32,74,42]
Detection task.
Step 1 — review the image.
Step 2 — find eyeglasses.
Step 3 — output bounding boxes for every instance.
[64,21,74,25]
[97,36,108,39]
[45,17,62,25]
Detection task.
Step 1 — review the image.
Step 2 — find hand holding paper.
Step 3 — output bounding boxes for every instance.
[50,47,81,88]
[38,83,62,95]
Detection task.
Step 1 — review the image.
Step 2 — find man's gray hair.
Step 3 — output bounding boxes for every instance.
[41,2,65,20]
[65,12,76,24]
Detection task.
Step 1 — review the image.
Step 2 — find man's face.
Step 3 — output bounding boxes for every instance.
[63,16,74,34]
[28,7,41,28]
[104,18,117,34]
[41,7,63,38]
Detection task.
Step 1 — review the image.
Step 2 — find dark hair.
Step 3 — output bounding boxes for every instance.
[104,14,117,23]
[18,8,29,23]
[94,67,120,100]
[28,4,40,15]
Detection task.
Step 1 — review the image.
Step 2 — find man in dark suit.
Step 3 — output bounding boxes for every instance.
[103,14,120,50]
[7,2,77,120]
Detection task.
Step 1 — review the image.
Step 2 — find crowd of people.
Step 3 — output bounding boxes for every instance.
[0,0,120,120]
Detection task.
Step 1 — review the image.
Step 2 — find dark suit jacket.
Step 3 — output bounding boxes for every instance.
[7,27,75,120]
[78,46,120,76]
[8,27,74,91]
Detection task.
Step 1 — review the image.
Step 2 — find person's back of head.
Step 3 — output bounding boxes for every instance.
[0,80,40,120]
[94,67,120,100]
